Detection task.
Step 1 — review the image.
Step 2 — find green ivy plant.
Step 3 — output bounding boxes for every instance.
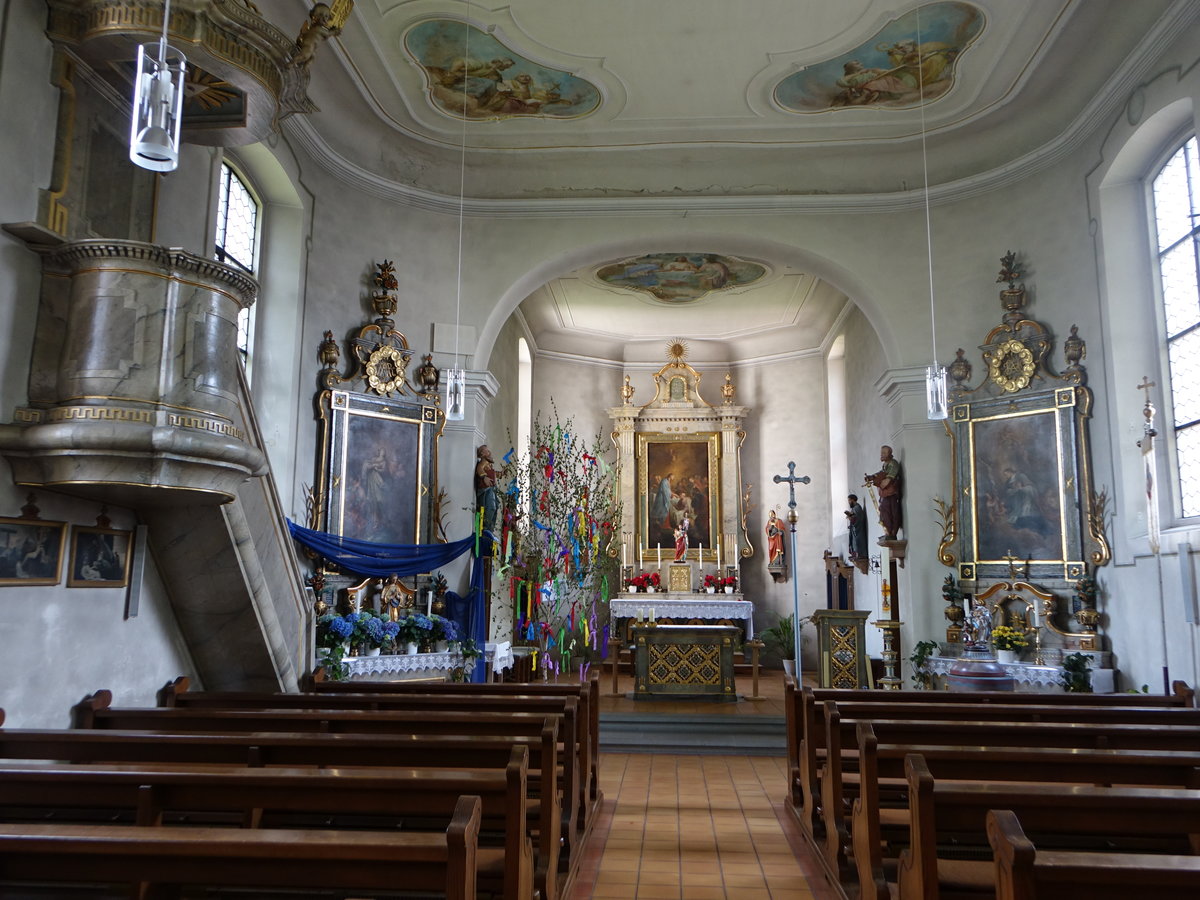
[909,639,940,690]
[1061,651,1094,693]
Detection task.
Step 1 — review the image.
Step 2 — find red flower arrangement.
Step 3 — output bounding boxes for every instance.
[703,574,720,589]
[628,572,661,591]
[721,575,738,589]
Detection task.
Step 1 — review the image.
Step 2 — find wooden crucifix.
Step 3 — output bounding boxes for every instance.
[772,461,811,667]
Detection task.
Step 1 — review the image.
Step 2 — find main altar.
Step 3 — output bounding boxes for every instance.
[607,346,754,696]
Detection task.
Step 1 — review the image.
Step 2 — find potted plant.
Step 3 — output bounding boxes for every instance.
[1061,651,1094,693]
[451,639,485,682]
[721,575,737,594]
[429,614,460,651]
[761,612,804,676]
[909,639,939,689]
[397,612,434,653]
[703,573,720,593]
[991,625,1029,664]
[315,612,354,679]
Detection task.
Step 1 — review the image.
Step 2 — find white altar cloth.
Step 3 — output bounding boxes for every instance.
[611,595,754,639]
[343,641,514,681]
[926,655,1115,693]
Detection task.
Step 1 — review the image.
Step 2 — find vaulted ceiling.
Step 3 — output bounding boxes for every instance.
[260,0,1193,357]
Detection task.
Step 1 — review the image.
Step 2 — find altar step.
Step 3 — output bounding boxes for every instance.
[599,713,786,756]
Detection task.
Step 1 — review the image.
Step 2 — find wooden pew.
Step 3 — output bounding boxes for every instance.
[898,754,1200,900]
[0,796,480,899]
[851,724,1200,900]
[74,689,583,867]
[294,667,603,809]
[783,677,1195,831]
[0,725,561,900]
[157,678,597,840]
[987,809,1200,900]
[0,751,531,900]
[797,695,1200,855]
[812,703,1200,880]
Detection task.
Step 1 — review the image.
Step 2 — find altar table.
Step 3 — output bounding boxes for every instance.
[926,654,1116,693]
[631,624,738,701]
[342,641,515,682]
[611,594,754,639]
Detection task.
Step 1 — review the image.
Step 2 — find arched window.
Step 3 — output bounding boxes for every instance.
[1151,136,1200,518]
[213,162,261,367]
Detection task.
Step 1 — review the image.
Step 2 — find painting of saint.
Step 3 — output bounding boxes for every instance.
[338,412,420,546]
[972,413,1064,563]
[774,2,983,113]
[404,20,601,121]
[642,439,715,554]
[596,252,766,303]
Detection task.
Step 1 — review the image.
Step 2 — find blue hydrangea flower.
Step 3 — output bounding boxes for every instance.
[442,619,459,642]
[328,616,353,640]
[382,620,400,640]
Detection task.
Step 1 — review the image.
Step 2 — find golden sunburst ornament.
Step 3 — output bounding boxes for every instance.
[666,339,689,365]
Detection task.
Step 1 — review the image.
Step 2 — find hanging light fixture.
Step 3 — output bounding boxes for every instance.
[129,0,187,172]
[916,6,949,420]
[443,4,472,422]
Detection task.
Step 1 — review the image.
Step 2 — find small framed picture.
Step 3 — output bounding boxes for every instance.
[0,517,68,586]
[68,526,133,588]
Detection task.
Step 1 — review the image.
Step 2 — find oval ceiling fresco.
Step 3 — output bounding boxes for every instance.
[774,2,984,113]
[596,253,767,303]
[404,19,602,121]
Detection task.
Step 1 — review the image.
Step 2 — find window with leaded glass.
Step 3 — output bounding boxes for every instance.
[214,163,260,364]
[1152,136,1200,518]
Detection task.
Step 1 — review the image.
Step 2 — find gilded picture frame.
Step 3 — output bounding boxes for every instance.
[953,386,1093,582]
[68,525,133,588]
[317,389,443,547]
[636,432,721,564]
[0,517,67,586]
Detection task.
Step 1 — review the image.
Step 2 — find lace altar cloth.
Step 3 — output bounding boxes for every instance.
[343,641,514,681]
[610,595,753,639]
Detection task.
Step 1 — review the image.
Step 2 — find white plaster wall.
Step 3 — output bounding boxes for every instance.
[0,7,193,727]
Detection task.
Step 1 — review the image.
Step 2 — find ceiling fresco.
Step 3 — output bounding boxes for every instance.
[773,1,985,113]
[404,19,602,121]
[595,253,768,304]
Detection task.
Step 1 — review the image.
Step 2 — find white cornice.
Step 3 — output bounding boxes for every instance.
[534,345,822,371]
[285,0,1199,217]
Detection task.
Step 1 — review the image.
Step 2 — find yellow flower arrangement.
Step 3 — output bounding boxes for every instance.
[991,624,1029,651]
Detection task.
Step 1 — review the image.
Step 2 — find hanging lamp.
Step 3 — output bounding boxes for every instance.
[915,6,948,420]
[129,0,187,172]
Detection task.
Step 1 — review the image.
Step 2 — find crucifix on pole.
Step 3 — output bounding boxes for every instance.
[773,461,811,674]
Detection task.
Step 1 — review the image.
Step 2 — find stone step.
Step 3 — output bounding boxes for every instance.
[599,713,786,756]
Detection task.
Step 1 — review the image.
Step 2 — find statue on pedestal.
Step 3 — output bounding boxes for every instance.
[865,445,902,541]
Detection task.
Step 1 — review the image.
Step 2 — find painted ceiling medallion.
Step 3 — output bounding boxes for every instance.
[774,2,983,113]
[596,253,766,303]
[404,19,601,121]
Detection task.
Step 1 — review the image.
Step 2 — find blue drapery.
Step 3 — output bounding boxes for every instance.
[287,520,490,682]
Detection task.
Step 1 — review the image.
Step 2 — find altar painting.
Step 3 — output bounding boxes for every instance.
[774,2,983,113]
[970,410,1063,564]
[596,253,766,303]
[637,433,719,558]
[320,391,438,547]
[405,19,601,121]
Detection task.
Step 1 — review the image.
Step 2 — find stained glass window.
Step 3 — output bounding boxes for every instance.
[1152,137,1200,517]
[214,163,259,363]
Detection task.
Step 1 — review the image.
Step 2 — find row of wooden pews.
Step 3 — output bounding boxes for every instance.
[0,670,603,899]
[784,677,1200,900]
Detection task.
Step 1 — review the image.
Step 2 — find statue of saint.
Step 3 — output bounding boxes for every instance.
[865,445,902,541]
[474,445,497,533]
[765,510,786,565]
[845,494,867,558]
[673,518,689,561]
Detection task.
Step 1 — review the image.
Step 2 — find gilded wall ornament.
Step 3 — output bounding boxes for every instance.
[987,339,1036,393]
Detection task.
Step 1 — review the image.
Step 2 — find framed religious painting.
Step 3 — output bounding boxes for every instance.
[316,390,442,547]
[0,517,67,586]
[636,431,721,564]
[952,385,1099,583]
[67,525,133,588]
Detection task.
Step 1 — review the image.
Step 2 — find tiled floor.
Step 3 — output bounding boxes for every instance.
[568,752,836,900]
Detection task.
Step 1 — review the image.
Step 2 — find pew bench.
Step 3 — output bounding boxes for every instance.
[0,798,480,899]
[898,754,1200,900]
[849,724,1200,900]
[987,809,1200,900]
[72,691,582,870]
[155,681,596,840]
[0,751,531,900]
[0,726,560,900]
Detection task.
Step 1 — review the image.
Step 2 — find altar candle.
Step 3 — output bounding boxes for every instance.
[622,542,628,568]
[426,589,433,617]
[650,607,655,622]
[698,541,703,565]
[1031,601,1041,627]
[657,544,662,570]
[717,537,722,568]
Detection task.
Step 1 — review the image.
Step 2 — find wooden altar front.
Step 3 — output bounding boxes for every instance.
[632,624,738,701]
